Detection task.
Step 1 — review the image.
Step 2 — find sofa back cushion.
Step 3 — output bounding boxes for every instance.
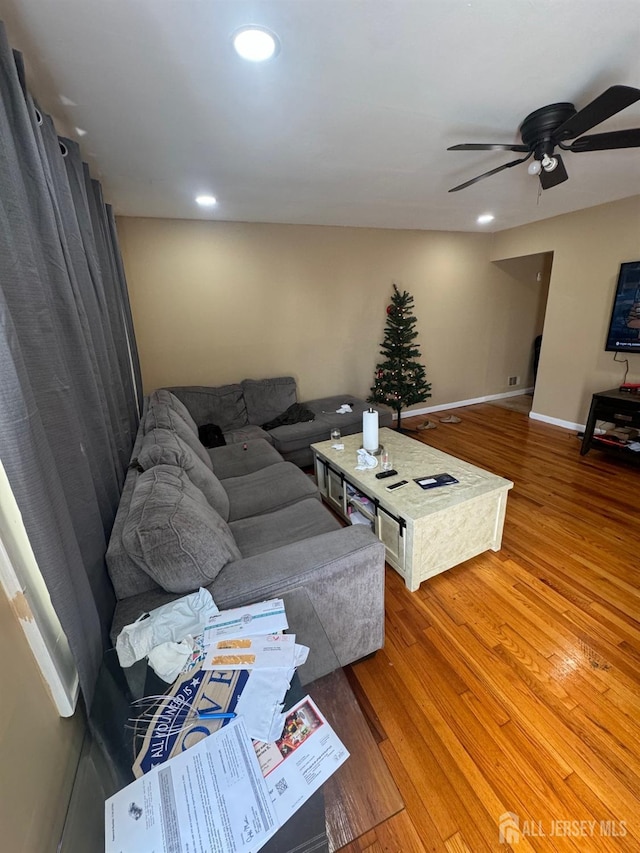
[122,465,241,594]
[138,428,230,520]
[166,385,248,432]
[148,389,199,435]
[242,377,297,426]
[144,403,213,470]
[106,411,164,600]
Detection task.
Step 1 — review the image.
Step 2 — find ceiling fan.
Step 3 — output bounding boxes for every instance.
[448,85,640,192]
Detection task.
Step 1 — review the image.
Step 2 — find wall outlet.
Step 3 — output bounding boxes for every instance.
[508,376,519,386]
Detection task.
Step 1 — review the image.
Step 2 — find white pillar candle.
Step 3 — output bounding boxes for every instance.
[362,408,379,452]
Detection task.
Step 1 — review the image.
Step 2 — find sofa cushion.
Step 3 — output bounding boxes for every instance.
[106,471,162,601]
[122,465,241,593]
[223,462,319,521]
[209,439,283,480]
[224,425,273,445]
[229,497,340,558]
[138,428,230,520]
[241,377,297,426]
[166,385,248,432]
[144,403,213,471]
[148,389,198,435]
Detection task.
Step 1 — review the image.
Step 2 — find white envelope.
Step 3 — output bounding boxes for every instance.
[203,598,288,643]
[202,634,297,670]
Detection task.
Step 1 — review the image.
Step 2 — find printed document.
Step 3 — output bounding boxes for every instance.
[109,696,349,853]
[106,716,278,853]
[254,695,350,825]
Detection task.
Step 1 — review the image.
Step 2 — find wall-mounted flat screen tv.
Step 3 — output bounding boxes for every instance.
[605,260,640,353]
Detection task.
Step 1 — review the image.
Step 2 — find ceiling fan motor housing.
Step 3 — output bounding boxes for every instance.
[519,102,576,158]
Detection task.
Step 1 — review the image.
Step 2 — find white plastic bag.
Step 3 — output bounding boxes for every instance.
[148,637,196,683]
[116,588,219,669]
[355,448,378,470]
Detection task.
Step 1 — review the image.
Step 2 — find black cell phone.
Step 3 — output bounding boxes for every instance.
[386,479,408,491]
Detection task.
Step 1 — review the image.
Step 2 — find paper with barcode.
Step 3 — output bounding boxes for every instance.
[105,716,278,853]
[253,695,350,826]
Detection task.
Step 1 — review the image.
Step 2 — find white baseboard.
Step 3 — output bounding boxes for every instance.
[392,389,584,436]
[395,387,536,420]
[528,411,583,432]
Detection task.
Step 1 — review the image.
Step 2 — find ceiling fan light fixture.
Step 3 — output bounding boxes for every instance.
[541,154,558,172]
[527,160,542,176]
[232,26,279,62]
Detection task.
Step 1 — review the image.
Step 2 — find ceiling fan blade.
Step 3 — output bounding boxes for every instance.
[448,143,529,152]
[539,154,568,190]
[554,85,640,140]
[568,128,640,152]
[448,153,532,192]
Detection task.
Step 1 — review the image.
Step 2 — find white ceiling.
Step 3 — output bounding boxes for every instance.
[2,0,640,232]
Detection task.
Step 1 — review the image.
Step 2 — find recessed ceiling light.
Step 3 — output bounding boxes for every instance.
[232,26,279,62]
[196,195,217,207]
[477,213,495,225]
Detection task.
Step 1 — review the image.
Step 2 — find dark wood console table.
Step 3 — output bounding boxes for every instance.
[580,388,640,463]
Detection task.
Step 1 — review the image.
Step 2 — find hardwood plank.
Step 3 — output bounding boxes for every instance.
[444,832,473,853]
[373,810,436,852]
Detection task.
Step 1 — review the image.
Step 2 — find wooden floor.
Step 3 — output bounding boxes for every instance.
[339,402,640,852]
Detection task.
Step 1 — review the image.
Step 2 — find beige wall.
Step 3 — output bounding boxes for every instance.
[118,218,545,411]
[0,586,84,852]
[491,195,640,426]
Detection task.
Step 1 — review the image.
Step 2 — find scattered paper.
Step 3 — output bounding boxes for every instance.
[112,699,349,853]
[254,695,350,826]
[235,668,294,743]
[204,599,288,643]
[202,634,297,671]
[107,716,278,853]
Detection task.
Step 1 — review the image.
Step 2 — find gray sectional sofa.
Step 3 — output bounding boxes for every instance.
[166,376,393,467]
[106,386,387,680]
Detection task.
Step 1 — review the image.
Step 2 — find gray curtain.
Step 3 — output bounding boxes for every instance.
[0,21,142,704]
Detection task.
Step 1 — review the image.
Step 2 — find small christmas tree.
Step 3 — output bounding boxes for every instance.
[368,284,431,429]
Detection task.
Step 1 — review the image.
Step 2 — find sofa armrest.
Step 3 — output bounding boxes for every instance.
[210,525,385,671]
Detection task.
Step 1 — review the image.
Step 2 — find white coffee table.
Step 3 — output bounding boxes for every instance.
[312,427,513,591]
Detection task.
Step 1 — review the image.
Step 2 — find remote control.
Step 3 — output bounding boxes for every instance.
[375,469,398,479]
[386,479,408,491]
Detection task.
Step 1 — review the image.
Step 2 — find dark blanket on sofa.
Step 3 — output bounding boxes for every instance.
[262,403,315,430]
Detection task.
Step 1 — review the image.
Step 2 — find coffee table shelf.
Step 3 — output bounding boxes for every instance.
[312,427,513,591]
